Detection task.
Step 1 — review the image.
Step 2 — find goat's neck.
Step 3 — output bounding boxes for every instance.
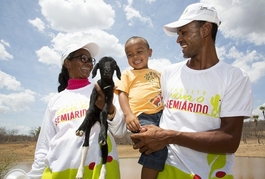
[98,79,114,90]
[103,85,112,89]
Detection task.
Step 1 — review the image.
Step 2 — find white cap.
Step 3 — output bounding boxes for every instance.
[164,3,221,36]
[60,42,100,65]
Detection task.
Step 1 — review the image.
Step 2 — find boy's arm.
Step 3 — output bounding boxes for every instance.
[119,91,141,132]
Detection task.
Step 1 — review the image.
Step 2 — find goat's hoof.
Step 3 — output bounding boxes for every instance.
[75,130,84,137]
[76,167,84,179]
[99,140,106,145]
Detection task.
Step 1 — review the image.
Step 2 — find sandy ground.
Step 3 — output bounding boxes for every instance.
[0,138,264,163]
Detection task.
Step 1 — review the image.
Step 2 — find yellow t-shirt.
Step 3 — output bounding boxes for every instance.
[115,68,163,116]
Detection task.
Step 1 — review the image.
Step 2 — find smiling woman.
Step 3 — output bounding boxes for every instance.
[25,42,126,179]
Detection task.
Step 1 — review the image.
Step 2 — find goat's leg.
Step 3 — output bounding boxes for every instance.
[76,122,93,179]
[98,107,108,145]
[76,88,98,136]
[76,146,89,179]
[99,143,108,179]
[76,109,96,136]
[98,95,112,144]
[98,103,109,179]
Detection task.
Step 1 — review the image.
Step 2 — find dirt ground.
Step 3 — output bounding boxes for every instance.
[0,138,264,163]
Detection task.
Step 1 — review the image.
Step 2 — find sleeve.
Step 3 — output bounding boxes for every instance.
[27,106,56,179]
[115,70,130,94]
[220,68,253,118]
[107,94,126,138]
[161,65,172,99]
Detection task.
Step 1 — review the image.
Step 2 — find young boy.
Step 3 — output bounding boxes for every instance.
[115,36,167,179]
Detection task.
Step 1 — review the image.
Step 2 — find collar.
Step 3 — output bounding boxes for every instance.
[66,78,91,90]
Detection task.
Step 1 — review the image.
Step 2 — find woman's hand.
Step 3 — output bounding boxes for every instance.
[94,83,115,114]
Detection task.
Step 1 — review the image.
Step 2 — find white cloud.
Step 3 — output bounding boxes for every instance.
[0,70,21,91]
[228,47,265,83]
[217,45,265,83]
[39,0,115,33]
[146,0,155,3]
[36,30,124,67]
[201,0,265,45]
[123,0,153,27]
[0,40,13,60]
[216,46,227,61]
[40,92,56,103]
[0,70,36,113]
[36,46,61,66]
[252,102,265,119]
[0,39,10,47]
[149,58,172,73]
[32,0,125,68]
[0,105,8,114]
[0,89,35,113]
[115,1,122,8]
[28,17,46,32]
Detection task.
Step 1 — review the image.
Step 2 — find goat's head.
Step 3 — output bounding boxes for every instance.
[92,56,121,80]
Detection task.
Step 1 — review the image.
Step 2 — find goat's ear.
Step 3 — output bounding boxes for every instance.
[115,64,122,80]
[92,63,99,78]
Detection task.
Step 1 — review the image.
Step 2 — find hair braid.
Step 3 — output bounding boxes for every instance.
[57,52,76,92]
[57,66,69,92]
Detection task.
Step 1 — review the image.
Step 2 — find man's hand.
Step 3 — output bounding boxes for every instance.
[130,125,168,155]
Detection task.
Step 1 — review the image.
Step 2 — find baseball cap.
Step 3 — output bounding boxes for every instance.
[164,3,221,36]
[60,42,100,65]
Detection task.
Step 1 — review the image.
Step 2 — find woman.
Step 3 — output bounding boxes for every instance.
[27,42,126,179]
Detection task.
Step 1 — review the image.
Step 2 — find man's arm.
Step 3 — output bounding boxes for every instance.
[131,116,244,155]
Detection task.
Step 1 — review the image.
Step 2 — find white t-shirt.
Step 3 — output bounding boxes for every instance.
[27,84,126,179]
[158,61,252,178]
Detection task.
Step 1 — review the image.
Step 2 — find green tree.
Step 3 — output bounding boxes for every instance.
[29,126,41,141]
[252,115,261,144]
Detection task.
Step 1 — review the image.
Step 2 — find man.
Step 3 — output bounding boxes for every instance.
[131,3,252,178]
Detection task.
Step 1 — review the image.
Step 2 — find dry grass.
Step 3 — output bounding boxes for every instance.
[0,138,264,164]
[0,137,264,179]
[235,138,265,158]
[0,142,36,162]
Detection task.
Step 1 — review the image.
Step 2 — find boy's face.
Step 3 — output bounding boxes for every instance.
[125,38,152,70]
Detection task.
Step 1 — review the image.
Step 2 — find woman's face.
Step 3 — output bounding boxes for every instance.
[65,49,94,79]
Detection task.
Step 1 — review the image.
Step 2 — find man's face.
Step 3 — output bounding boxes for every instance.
[176,21,203,59]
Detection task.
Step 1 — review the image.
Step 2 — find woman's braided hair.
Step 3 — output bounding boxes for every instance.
[57,51,76,92]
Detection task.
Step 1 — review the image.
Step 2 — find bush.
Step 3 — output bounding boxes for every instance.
[0,152,17,179]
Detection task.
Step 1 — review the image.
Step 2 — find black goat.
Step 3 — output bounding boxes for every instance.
[75,56,121,179]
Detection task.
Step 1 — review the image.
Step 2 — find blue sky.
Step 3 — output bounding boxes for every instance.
[0,0,264,135]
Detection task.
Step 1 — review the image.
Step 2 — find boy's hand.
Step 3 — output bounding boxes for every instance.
[125,114,141,133]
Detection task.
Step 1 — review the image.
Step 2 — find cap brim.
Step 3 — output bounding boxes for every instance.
[163,19,192,36]
[61,42,100,65]
[82,42,100,58]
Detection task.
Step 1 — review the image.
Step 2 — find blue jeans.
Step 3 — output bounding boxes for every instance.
[138,111,168,171]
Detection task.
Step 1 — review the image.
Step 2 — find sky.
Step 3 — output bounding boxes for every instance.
[0,0,265,135]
